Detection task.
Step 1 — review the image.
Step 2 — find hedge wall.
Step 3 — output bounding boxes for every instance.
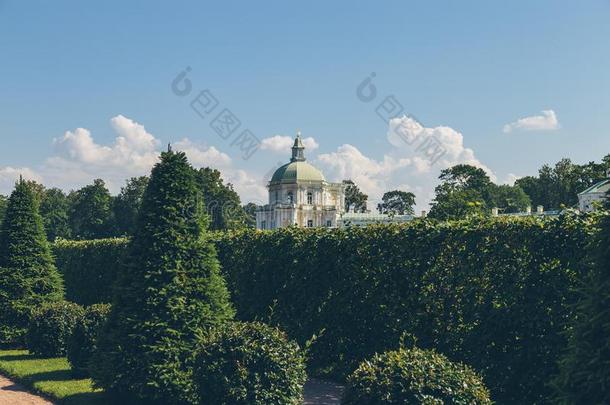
[215,214,593,404]
[53,238,129,305]
[52,214,597,404]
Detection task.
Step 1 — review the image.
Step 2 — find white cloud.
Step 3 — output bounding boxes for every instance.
[39,115,264,203]
[0,167,42,195]
[260,135,319,154]
[315,115,495,211]
[502,173,520,186]
[503,110,559,133]
[47,116,162,192]
[223,169,267,206]
[174,138,232,168]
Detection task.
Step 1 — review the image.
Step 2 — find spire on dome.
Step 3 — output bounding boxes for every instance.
[291,130,306,162]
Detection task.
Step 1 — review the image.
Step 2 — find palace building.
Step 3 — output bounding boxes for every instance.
[256,133,345,229]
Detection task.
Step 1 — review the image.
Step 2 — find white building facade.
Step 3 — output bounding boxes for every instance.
[578,171,610,212]
[256,134,345,229]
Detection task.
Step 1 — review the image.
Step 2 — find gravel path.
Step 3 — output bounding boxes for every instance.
[0,374,54,405]
[0,373,340,405]
[304,378,344,404]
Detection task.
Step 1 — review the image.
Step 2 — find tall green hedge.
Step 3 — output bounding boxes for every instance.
[52,213,596,403]
[53,238,128,305]
[215,214,592,404]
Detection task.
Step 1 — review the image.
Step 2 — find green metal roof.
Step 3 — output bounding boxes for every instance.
[578,179,610,195]
[270,161,325,183]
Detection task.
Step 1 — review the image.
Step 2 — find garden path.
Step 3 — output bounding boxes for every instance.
[304,378,344,404]
[0,374,54,404]
[0,373,343,405]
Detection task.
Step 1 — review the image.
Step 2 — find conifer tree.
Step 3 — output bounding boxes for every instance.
[91,149,234,404]
[554,196,610,403]
[0,179,63,345]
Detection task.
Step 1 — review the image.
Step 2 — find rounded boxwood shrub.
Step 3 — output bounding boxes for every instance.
[26,301,84,357]
[67,303,111,377]
[343,347,491,405]
[193,322,307,405]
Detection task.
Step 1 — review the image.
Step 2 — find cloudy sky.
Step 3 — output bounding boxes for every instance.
[1,1,609,210]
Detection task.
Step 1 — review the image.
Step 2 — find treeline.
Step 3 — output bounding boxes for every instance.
[0,167,254,240]
[516,155,610,209]
[345,154,610,219]
[52,213,598,403]
[2,154,608,231]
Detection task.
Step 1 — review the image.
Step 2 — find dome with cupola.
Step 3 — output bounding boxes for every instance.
[269,133,325,184]
[257,131,345,230]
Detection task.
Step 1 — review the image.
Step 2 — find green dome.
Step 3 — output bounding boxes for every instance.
[270,161,325,183]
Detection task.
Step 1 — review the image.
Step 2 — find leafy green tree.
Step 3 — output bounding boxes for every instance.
[488,184,531,214]
[69,179,114,239]
[193,167,247,230]
[91,150,234,404]
[0,179,63,345]
[516,155,610,209]
[554,198,610,403]
[40,188,71,240]
[343,180,368,213]
[429,165,491,220]
[113,176,149,236]
[377,190,416,215]
[429,188,486,220]
[430,164,532,218]
[242,202,258,228]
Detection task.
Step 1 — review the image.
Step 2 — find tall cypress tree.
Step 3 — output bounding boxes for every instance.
[0,179,63,345]
[554,196,610,403]
[92,150,234,404]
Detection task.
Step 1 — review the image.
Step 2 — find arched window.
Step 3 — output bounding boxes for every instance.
[287,191,293,204]
[307,191,313,205]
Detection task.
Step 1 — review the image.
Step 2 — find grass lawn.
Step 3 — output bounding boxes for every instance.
[0,349,108,404]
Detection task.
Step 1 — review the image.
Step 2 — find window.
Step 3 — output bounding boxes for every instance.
[307,191,313,205]
[287,192,293,204]
[307,220,313,228]
[261,220,266,230]
[275,190,278,202]
[326,220,332,227]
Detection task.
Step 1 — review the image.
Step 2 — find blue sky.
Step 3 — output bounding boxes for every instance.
[1,0,609,209]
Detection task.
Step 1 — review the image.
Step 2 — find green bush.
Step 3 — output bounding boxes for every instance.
[343,346,491,405]
[91,150,234,404]
[26,301,84,357]
[554,209,610,403]
[53,238,128,305]
[193,322,306,405]
[54,213,594,403]
[0,179,63,346]
[67,303,111,377]
[215,214,592,404]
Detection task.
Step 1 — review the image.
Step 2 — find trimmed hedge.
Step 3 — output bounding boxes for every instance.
[216,214,592,404]
[52,213,597,403]
[343,346,491,404]
[67,303,111,377]
[26,301,84,357]
[193,322,307,404]
[53,238,128,305]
